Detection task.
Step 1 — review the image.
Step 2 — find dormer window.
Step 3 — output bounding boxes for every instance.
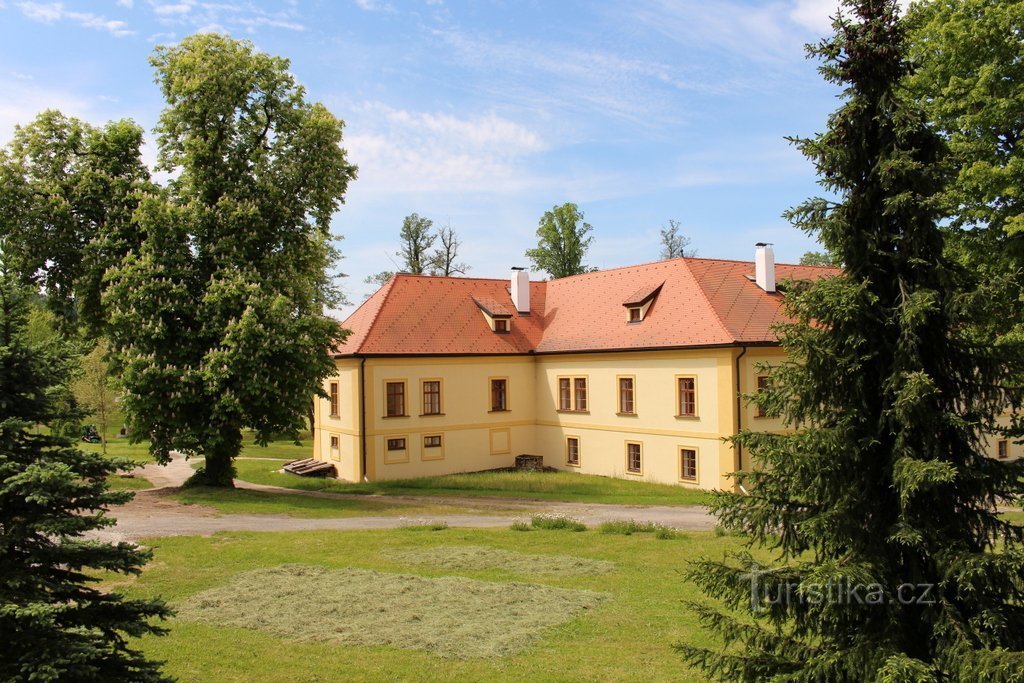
[473,296,514,334]
[622,282,663,324]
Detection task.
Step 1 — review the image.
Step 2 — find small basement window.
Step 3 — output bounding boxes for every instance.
[387,438,407,451]
[424,435,442,448]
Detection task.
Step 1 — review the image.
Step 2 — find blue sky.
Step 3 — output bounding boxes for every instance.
[0,0,872,314]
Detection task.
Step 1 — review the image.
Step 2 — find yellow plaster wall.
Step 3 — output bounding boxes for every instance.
[362,356,537,480]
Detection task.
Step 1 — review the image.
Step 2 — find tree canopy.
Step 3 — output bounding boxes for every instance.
[658,219,696,259]
[105,34,357,486]
[525,202,594,278]
[679,1,1024,680]
[0,263,170,681]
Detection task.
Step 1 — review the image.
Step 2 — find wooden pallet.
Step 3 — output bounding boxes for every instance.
[283,458,337,477]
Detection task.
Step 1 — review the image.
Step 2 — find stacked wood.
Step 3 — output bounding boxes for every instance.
[282,458,336,477]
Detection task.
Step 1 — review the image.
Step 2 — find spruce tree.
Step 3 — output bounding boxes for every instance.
[0,265,171,682]
[678,2,1024,681]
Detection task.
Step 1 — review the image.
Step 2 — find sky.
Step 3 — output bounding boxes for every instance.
[0,0,884,315]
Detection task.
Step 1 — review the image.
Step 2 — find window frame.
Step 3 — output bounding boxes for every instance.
[558,377,572,411]
[617,375,636,415]
[675,375,697,418]
[755,374,771,418]
[679,447,698,483]
[625,441,643,475]
[328,381,340,417]
[556,375,590,413]
[998,439,1009,459]
[565,435,581,467]
[421,378,443,416]
[384,380,408,418]
[329,434,341,462]
[494,318,510,333]
[383,434,409,464]
[628,306,642,323]
[489,377,510,412]
[421,433,445,461]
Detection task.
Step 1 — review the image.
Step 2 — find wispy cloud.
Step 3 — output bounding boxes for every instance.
[16,1,135,36]
[343,101,547,196]
[353,0,395,13]
[0,76,93,145]
[146,1,305,33]
[116,0,134,8]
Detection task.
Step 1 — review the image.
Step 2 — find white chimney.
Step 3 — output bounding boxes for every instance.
[511,268,531,313]
[755,243,776,293]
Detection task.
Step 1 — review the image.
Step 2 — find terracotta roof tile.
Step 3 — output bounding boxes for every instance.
[334,258,838,356]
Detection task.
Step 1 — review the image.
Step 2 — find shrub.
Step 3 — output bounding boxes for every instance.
[530,514,586,532]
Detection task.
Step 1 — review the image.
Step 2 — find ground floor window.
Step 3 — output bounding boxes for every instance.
[424,435,442,448]
[680,448,697,481]
[998,439,1008,459]
[626,442,642,474]
[387,437,407,451]
[566,437,580,466]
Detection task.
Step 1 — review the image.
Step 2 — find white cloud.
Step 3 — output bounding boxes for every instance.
[353,0,395,12]
[789,0,914,34]
[152,1,192,16]
[116,0,134,8]
[342,102,547,196]
[0,77,93,146]
[147,1,305,33]
[15,2,135,36]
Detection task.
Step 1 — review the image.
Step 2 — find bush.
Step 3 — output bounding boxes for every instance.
[510,520,532,532]
[599,520,680,539]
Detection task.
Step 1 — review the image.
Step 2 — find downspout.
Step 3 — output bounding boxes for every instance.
[359,356,368,482]
[734,345,748,493]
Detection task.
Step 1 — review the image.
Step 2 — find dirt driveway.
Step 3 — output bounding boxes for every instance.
[96,452,718,542]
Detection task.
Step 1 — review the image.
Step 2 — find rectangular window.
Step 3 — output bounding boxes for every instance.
[385,381,406,417]
[330,435,339,450]
[998,439,1008,459]
[490,378,508,411]
[677,377,696,417]
[628,307,641,322]
[574,378,588,412]
[626,442,642,474]
[424,435,442,448]
[618,377,635,414]
[387,437,406,451]
[566,437,580,466]
[329,382,339,417]
[329,435,340,462]
[559,378,572,411]
[422,380,441,415]
[756,375,771,418]
[495,318,509,332]
[680,448,697,481]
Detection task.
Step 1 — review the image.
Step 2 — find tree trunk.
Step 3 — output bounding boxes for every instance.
[197,425,241,487]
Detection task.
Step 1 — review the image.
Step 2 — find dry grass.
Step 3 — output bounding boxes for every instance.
[176,564,608,659]
[384,545,615,576]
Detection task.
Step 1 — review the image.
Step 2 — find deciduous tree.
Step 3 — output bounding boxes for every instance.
[105,34,356,486]
[73,339,118,454]
[525,202,594,278]
[658,219,696,259]
[0,263,170,682]
[429,223,469,276]
[397,213,436,275]
[678,2,1024,680]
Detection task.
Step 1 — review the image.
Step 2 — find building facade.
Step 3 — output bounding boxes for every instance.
[312,247,1018,489]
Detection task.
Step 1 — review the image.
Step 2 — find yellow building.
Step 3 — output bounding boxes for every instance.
[312,246,1018,489]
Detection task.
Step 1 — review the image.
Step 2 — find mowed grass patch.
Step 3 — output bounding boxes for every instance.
[106,473,154,491]
[600,520,682,540]
[232,457,710,506]
[172,487,513,519]
[384,545,615,576]
[176,563,608,659]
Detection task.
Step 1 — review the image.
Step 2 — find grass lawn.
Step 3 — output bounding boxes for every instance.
[173,486,522,519]
[232,457,712,507]
[122,527,751,681]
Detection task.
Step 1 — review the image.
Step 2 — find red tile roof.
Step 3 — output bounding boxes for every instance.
[334,257,837,357]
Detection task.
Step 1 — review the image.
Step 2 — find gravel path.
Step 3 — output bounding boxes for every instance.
[96,452,718,542]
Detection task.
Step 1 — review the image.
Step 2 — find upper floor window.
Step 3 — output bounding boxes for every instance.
[677,376,697,417]
[628,307,642,323]
[422,380,442,415]
[494,318,509,333]
[385,381,406,417]
[329,381,339,417]
[618,377,635,415]
[490,378,508,411]
[557,376,589,412]
[755,374,771,418]
[998,439,1009,459]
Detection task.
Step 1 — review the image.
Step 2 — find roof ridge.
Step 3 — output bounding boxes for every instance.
[350,275,399,354]
[682,260,737,344]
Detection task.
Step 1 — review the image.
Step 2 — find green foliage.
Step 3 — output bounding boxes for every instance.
[105,34,357,486]
[397,212,435,274]
[510,520,532,531]
[659,219,697,259]
[799,249,841,267]
[530,514,587,531]
[599,520,680,539]
[0,110,152,336]
[679,2,1024,680]
[525,202,594,278]
[0,267,170,682]
[72,339,118,454]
